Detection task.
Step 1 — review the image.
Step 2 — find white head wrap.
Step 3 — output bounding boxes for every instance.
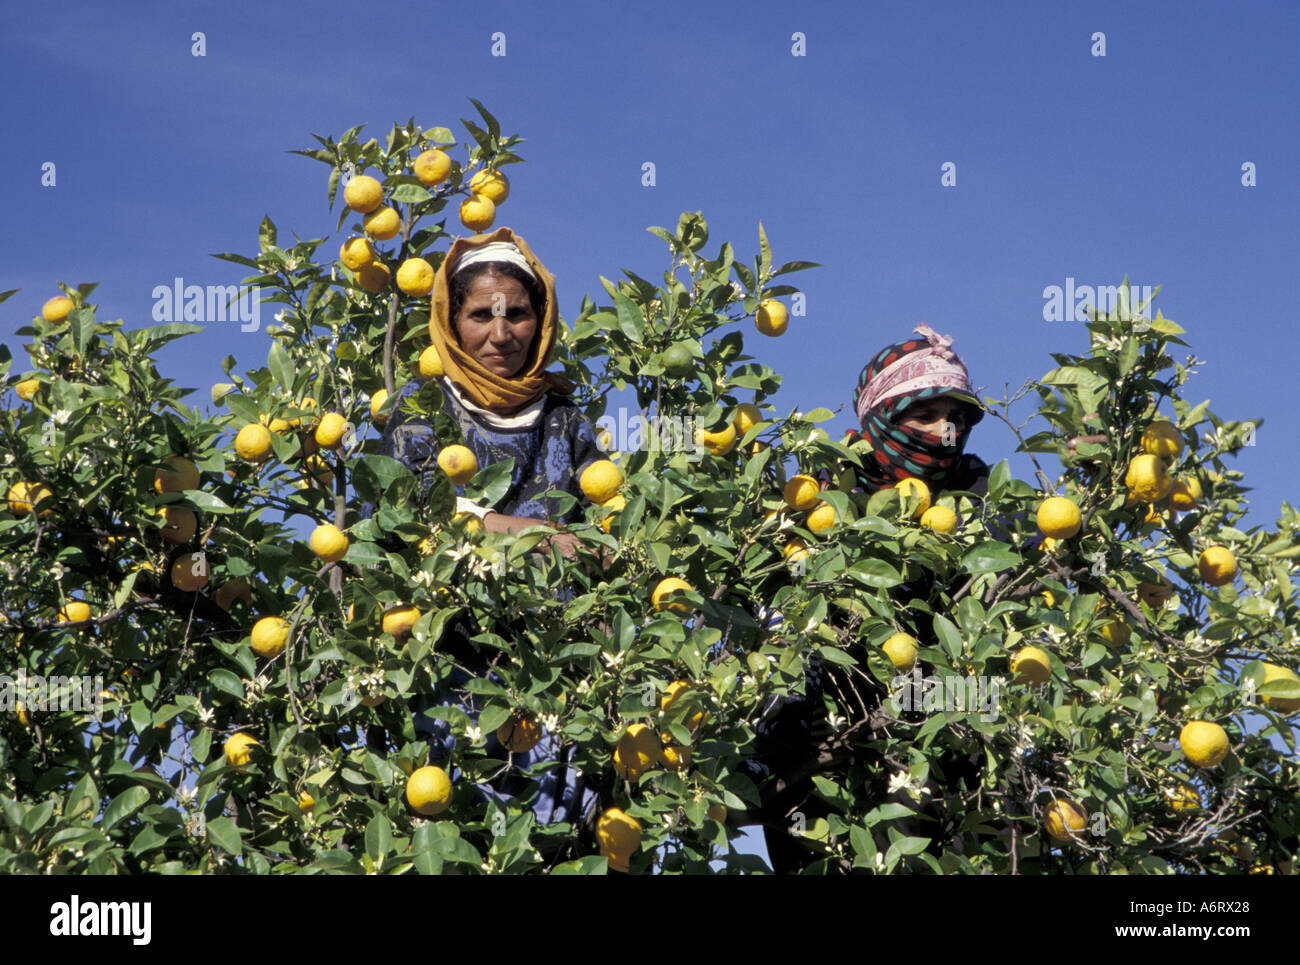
[451,241,537,280]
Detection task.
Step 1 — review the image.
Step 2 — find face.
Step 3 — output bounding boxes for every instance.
[896,396,968,441]
[454,272,538,378]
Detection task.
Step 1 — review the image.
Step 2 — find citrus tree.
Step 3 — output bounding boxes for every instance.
[1,102,1297,874]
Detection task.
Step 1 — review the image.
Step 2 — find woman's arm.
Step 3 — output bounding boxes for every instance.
[482,511,583,559]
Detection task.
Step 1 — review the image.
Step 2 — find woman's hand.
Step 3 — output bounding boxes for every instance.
[482,512,586,561]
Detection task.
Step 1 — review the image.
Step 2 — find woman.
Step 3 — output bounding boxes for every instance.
[378,226,604,831]
[753,324,990,873]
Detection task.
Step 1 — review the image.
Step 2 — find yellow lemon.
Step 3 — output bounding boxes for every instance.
[459,194,496,232]
[614,723,662,781]
[343,174,384,213]
[1260,663,1300,714]
[406,765,453,816]
[1125,454,1173,502]
[370,388,391,425]
[438,444,478,484]
[597,807,642,873]
[580,459,624,503]
[660,739,691,771]
[224,732,260,767]
[706,803,727,824]
[755,299,788,336]
[660,680,706,731]
[356,261,391,293]
[309,523,349,562]
[882,632,919,671]
[381,605,421,638]
[1169,477,1201,512]
[920,505,957,533]
[734,403,763,437]
[1141,420,1184,460]
[469,168,510,205]
[250,616,289,658]
[154,454,200,493]
[1044,799,1088,842]
[158,505,197,545]
[315,412,347,448]
[895,477,931,517]
[298,790,316,812]
[783,474,820,511]
[213,579,253,611]
[1041,536,1059,553]
[15,378,40,401]
[599,494,626,533]
[419,345,444,378]
[652,577,693,613]
[339,236,375,270]
[1012,646,1052,685]
[1098,619,1131,648]
[59,600,92,624]
[783,539,808,562]
[363,205,401,240]
[8,481,54,517]
[1197,546,1237,587]
[396,258,435,296]
[695,423,737,457]
[1180,720,1229,767]
[807,502,837,533]
[413,149,452,186]
[234,423,273,462]
[497,712,542,753]
[1036,496,1082,539]
[42,295,75,323]
[169,552,209,592]
[1166,785,1201,812]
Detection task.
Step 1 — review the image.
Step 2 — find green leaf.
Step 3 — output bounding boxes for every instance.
[102,787,149,831]
[267,340,293,392]
[961,542,1022,574]
[613,292,645,342]
[259,215,277,251]
[205,816,243,856]
[208,669,245,700]
[847,558,903,588]
[365,813,392,860]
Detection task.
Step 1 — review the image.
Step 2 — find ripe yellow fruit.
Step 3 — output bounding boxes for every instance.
[224,732,260,767]
[1036,496,1081,539]
[8,481,54,517]
[381,605,421,638]
[1197,546,1237,587]
[459,194,496,232]
[1166,785,1201,812]
[59,600,92,624]
[1260,663,1300,714]
[315,412,347,448]
[406,765,453,816]
[807,503,837,533]
[497,712,542,753]
[1011,646,1052,685]
[755,299,788,337]
[250,616,289,658]
[413,149,452,186]
[213,579,253,611]
[660,680,706,731]
[370,388,391,425]
[438,444,478,485]
[356,261,391,293]
[1180,721,1229,767]
[1141,420,1184,460]
[920,505,957,533]
[343,174,384,213]
[1125,454,1173,502]
[234,423,273,462]
[695,423,737,457]
[599,494,626,534]
[580,459,624,503]
[154,454,200,493]
[363,205,401,240]
[298,790,316,812]
[418,345,444,378]
[300,454,334,490]
[783,474,820,511]
[1041,588,1063,608]
[1169,477,1201,512]
[1098,619,1131,648]
[309,523,349,562]
[651,577,693,613]
[895,477,931,517]
[882,632,919,671]
[660,738,691,771]
[597,807,642,873]
[783,539,808,562]
[706,802,727,824]
[469,168,510,205]
[158,506,197,544]
[339,236,375,270]
[1044,799,1088,842]
[42,295,74,323]
[1040,536,1059,553]
[614,723,662,781]
[734,403,763,437]
[169,552,209,592]
[15,378,40,401]
[396,257,435,296]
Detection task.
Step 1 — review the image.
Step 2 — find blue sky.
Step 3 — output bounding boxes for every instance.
[3,1,1297,867]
